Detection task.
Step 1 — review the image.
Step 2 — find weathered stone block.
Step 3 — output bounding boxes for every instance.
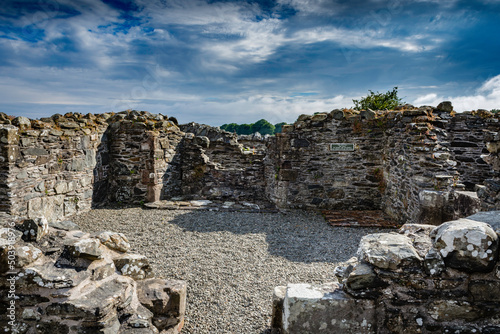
[114,254,152,280]
[19,261,90,289]
[137,278,187,332]
[346,262,382,290]
[271,286,286,332]
[23,147,48,156]
[96,231,131,252]
[418,190,448,225]
[14,244,43,267]
[281,283,376,334]
[12,116,31,130]
[431,219,499,272]
[357,233,422,270]
[64,238,103,260]
[18,217,49,242]
[0,125,19,144]
[428,300,482,321]
[443,191,481,222]
[436,101,453,112]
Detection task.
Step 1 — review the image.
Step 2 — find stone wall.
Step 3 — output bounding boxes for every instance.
[481,127,500,210]
[265,105,499,223]
[0,215,186,333]
[178,123,269,203]
[0,114,107,222]
[272,213,500,333]
[0,111,185,222]
[1,105,499,224]
[266,112,385,210]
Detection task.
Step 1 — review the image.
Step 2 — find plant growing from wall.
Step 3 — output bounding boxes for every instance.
[352,119,363,133]
[353,87,404,111]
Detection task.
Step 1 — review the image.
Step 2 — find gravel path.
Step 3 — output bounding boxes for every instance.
[73,208,386,334]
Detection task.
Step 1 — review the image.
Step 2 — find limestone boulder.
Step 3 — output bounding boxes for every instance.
[399,223,436,258]
[18,217,49,242]
[466,211,500,232]
[64,238,103,260]
[346,262,382,290]
[137,278,187,331]
[19,261,90,289]
[357,233,422,270]
[96,231,131,252]
[114,254,153,280]
[279,283,376,334]
[14,244,43,267]
[431,218,499,272]
[12,116,31,130]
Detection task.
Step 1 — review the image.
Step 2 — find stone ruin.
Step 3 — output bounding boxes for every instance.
[0,102,500,333]
[271,212,500,333]
[0,215,186,333]
[0,102,499,222]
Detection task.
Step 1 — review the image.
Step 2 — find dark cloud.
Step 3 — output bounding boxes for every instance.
[1,0,499,124]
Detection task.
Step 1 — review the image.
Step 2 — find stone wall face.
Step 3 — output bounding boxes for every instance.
[1,106,499,224]
[106,117,183,204]
[0,116,106,222]
[266,112,385,211]
[0,111,185,222]
[178,123,269,202]
[482,127,500,209]
[265,107,499,223]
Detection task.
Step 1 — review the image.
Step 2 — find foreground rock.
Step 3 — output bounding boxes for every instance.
[0,215,186,333]
[272,215,500,333]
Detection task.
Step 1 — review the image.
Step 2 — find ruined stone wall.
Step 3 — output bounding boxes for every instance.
[482,126,500,209]
[265,112,386,211]
[1,106,499,224]
[0,111,184,222]
[265,106,499,223]
[273,214,500,333]
[178,123,269,202]
[0,215,186,333]
[105,114,183,204]
[0,115,107,222]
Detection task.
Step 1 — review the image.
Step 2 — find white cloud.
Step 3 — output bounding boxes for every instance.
[412,74,500,111]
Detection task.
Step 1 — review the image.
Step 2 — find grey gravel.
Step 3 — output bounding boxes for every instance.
[73,208,386,334]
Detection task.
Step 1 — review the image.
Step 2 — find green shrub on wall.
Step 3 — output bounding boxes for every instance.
[353,87,404,111]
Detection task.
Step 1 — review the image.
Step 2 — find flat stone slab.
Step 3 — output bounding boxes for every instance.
[282,283,376,334]
[143,200,278,213]
[49,220,80,231]
[357,233,422,270]
[323,210,399,228]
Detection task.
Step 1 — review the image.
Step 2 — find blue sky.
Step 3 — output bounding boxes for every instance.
[1,0,500,126]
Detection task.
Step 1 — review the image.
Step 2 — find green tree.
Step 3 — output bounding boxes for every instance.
[274,122,287,134]
[491,109,500,114]
[251,119,275,135]
[221,123,238,133]
[352,87,404,111]
[239,124,253,135]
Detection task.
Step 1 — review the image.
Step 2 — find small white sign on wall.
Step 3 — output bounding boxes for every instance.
[329,143,355,152]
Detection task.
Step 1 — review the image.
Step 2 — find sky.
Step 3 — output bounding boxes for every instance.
[1,0,500,126]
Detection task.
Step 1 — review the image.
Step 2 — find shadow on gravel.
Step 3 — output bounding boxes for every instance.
[162,209,384,264]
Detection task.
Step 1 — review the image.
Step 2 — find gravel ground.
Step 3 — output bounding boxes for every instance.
[73,207,387,334]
